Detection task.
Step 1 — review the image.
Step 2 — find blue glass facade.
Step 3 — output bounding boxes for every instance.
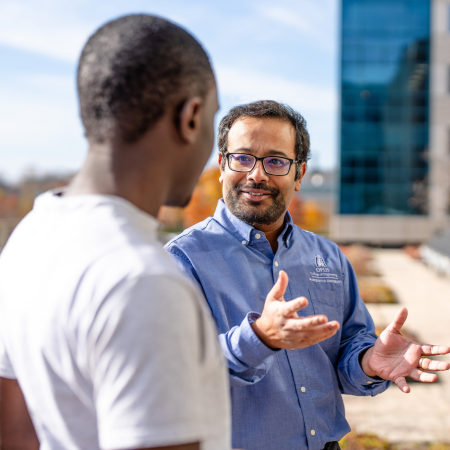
[339,0,431,215]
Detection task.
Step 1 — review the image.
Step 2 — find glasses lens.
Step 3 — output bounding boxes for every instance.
[229,154,255,171]
[264,157,290,175]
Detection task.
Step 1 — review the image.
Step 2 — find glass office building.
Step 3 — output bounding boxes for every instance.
[339,0,431,215]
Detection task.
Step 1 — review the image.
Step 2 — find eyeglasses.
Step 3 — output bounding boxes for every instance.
[225,152,299,176]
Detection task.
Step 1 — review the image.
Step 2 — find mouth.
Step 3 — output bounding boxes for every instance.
[240,189,273,203]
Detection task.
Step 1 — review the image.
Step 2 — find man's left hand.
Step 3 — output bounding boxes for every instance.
[361,307,450,393]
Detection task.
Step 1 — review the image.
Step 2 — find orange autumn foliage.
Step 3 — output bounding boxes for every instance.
[0,189,19,218]
[289,194,326,233]
[299,201,326,232]
[183,166,223,228]
[288,194,303,226]
[157,205,184,231]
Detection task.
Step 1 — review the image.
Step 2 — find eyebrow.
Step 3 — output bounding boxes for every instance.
[232,147,290,158]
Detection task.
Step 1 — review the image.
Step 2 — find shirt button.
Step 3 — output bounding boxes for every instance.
[274,261,279,267]
[242,240,246,245]
[367,381,373,384]
[311,430,315,436]
[255,233,261,239]
[301,387,306,393]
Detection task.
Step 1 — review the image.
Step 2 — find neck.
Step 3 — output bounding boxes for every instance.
[254,215,286,254]
[65,138,171,218]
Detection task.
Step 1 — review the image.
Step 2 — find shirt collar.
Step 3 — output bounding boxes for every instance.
[213,199,294,248]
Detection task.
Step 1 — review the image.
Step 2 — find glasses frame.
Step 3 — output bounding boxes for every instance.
[225,152,300,177]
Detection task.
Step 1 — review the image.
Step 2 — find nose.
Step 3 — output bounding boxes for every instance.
[247,160,269,183]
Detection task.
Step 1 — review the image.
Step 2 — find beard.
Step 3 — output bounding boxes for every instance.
[225,182,287,227]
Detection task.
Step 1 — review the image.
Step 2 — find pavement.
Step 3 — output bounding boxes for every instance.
[343,249,450,443]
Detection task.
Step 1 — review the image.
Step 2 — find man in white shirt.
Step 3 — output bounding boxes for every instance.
[0,14,230,450]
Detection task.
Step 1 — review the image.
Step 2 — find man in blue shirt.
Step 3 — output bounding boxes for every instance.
[165,100,450,450]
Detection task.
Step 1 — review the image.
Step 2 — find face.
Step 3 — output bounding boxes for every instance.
[166,85,219,207]
[219,116,305,230]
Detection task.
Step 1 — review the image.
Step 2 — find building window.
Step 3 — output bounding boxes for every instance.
[447,188,450,215]
[448,5,450,32]
[448,127,450,155]
[448,66,450,92]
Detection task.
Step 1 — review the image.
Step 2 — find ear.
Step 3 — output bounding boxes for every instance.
[178,97,203,144]
[218,154,224,183]
[295,162,306,192]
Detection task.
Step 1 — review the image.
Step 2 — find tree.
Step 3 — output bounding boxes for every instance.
[183,166,222,228]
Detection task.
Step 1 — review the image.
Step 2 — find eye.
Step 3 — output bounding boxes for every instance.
[266,157,286,167]
[235,155,251,162]
[233,154,254,165]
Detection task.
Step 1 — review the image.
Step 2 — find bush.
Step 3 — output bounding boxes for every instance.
[339,432,450,450]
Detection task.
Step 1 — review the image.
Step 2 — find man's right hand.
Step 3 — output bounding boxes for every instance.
[251,270,340,350]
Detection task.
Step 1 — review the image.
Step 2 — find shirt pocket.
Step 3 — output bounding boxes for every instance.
[308,286,343,319]
[308,287,344,363]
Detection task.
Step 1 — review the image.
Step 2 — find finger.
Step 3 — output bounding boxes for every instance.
[293,321,340,345]
[419,358,450,371]
[394,376,410,393]
[409,368,438,383]
[420,345,450,356]
[268,270,289,302]
[283,297,309,316]
[386,307,408,334]
[284,314,328,331]
[303,323,340,345]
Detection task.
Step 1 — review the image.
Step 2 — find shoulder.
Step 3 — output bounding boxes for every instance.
[164,217,223,256]
[79,246,203,338]
[293,225,346,267]
[294,225,341,251]
[88,238,193,299]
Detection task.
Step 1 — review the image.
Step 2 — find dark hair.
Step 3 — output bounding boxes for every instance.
[77,14,215,143]
[218,100,310,180]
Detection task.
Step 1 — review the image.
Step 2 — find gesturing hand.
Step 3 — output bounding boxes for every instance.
[251,270,340,350]
[361,307,450,393]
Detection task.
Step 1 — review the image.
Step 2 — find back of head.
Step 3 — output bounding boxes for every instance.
[78,14,214,144]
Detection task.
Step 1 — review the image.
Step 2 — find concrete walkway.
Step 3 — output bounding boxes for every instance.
[343,249,450,443]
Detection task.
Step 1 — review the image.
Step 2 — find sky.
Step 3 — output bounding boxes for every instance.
[0,0,339,183]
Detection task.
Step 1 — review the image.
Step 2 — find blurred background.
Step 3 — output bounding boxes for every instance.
[1,0,450,448]
[0,0,338,244]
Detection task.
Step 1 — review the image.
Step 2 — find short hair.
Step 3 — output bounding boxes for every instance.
[218,100,310,180]
[77,14,215,143]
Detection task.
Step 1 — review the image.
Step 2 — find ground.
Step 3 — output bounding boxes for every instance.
[343,249,450,443]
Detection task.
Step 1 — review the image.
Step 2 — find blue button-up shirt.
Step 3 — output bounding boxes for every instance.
[165,200,391,450]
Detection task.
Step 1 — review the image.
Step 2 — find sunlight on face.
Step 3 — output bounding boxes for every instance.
[221,116,300,229]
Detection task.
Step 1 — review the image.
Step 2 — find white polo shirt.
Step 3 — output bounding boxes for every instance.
[0,191,230,450]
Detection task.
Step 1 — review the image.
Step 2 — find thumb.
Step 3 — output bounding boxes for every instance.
[394,375,410,394]
[267,270,288,302]
[386,307,408,334]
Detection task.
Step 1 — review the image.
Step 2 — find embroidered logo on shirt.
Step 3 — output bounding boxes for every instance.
[315,255,327,267]
[310,255,342,285]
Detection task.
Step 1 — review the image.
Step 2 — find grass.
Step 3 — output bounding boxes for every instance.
[340,432,450,450]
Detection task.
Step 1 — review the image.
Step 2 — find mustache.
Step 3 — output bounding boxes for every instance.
[233,183,280,196]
